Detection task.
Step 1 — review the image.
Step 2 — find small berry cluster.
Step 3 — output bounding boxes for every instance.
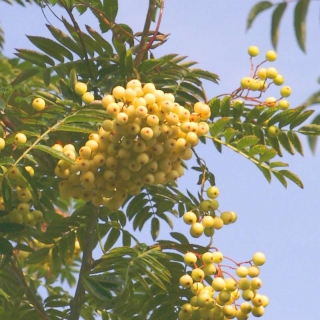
[53,80,211,210]
[0,165,43,227]
[183,186,237,238]
[235,46,291,110]
[178,251,268,319]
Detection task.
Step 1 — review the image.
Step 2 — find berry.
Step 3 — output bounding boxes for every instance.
[74,82,87,95]
[191,268,205,281]
[280,85,291,97]
[184,252,197,265]
[179,274,193,288]
[32,98,46,111]
[257,68,267,80]
[15,133,27,145]
[252,252,266,266]
[82,92,94,104]
[207,186,219,199]
[266,67,278,79]
[183,211,197,225]
[267,125,280,138]
[0,138,5,150]
[240,77,252,89]
[190,222,204,238]
[278,99,290,110]
[248,46,259,57]
[265,97,277,107]
[273,74,284,85]
[265,50,277,61]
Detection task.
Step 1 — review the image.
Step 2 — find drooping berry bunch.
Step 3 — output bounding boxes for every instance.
[0,164,43,227]
[52,80,211,210]
[234,46,291,111]
[179,250,268,319]
[183,185,237,239]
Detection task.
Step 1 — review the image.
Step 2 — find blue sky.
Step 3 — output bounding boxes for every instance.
[1,1,320,319]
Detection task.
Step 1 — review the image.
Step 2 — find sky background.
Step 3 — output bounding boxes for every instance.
[1,1,320,319]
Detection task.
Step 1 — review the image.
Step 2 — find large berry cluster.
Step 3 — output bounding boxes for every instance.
[52,80,211,210]
[179,251,268,319]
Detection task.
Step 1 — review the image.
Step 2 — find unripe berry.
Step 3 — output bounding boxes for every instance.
[74,82,87,95]
[236,266,249,278]
[265,50,277,61]
[265,97,277,107]
[190,222,204,238]
[267,125,280,138]
[248,265,260,277]
[183,211,197,224]
[184,252,197,265]
[32,98,46,111]
[207,186,219,199]
[278,99,290,110]
[248,46,259,57]
[257,68,267,80]
[266,67,278,79]
[15,133,27,145]
[112,86,125,99]
[81,92,94,104]
[273,74,284,85]
[0,138,5,150]
[280,85,291,97]
[252,252,266,266]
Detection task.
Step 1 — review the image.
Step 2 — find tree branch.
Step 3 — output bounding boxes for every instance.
[69,203,99,320]
[134,0,157,68]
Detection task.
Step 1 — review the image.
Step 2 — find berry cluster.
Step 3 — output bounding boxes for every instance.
[183,186,237,238]
[0,165,43,227]
[236,46,291,110]
[52,80,211,210]
[179,251,268,319]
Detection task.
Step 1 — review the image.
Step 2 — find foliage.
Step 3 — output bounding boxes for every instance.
[0,1,319,320]
[247,0,320,152]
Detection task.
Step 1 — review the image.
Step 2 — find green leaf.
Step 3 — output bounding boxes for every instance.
[272,171,287,188]
[138,59,163,72]
[271,3,287,49]
[103,0,118,21]
[269,161,289,168]
[10,68,42,86]
[25,247,50,264]
[257,165,272,183]
[278,132,294,155]
[220,96,230,117]
[209,117,231,138]
[104,228,121,252]
[259,149,277,162]
[85,25,114,56]
[125,50,134,76]
[290,110,314,129]
[46,24,83,58]
[223,128,239,143]
[0,288,10,301]
[236,135,259,149]
[287,131,303,155]
[279,169,304,188]
[32,145,76,165]
[0,237,13,255]
[27,36,73,62]
[15,49,55,67]
[0,157,14,166]
[82,276,112,300]
[151,217,160,241]
[247,1,273,30]
[294,0,310,52]
[298,124,320,136]
[257,106,279,124]
[0,222,24,233]
[170,232,189,244]
[191,68,219,84]
[249,144,268,157]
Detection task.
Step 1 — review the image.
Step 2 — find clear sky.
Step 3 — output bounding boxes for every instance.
[1,1,320,319]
